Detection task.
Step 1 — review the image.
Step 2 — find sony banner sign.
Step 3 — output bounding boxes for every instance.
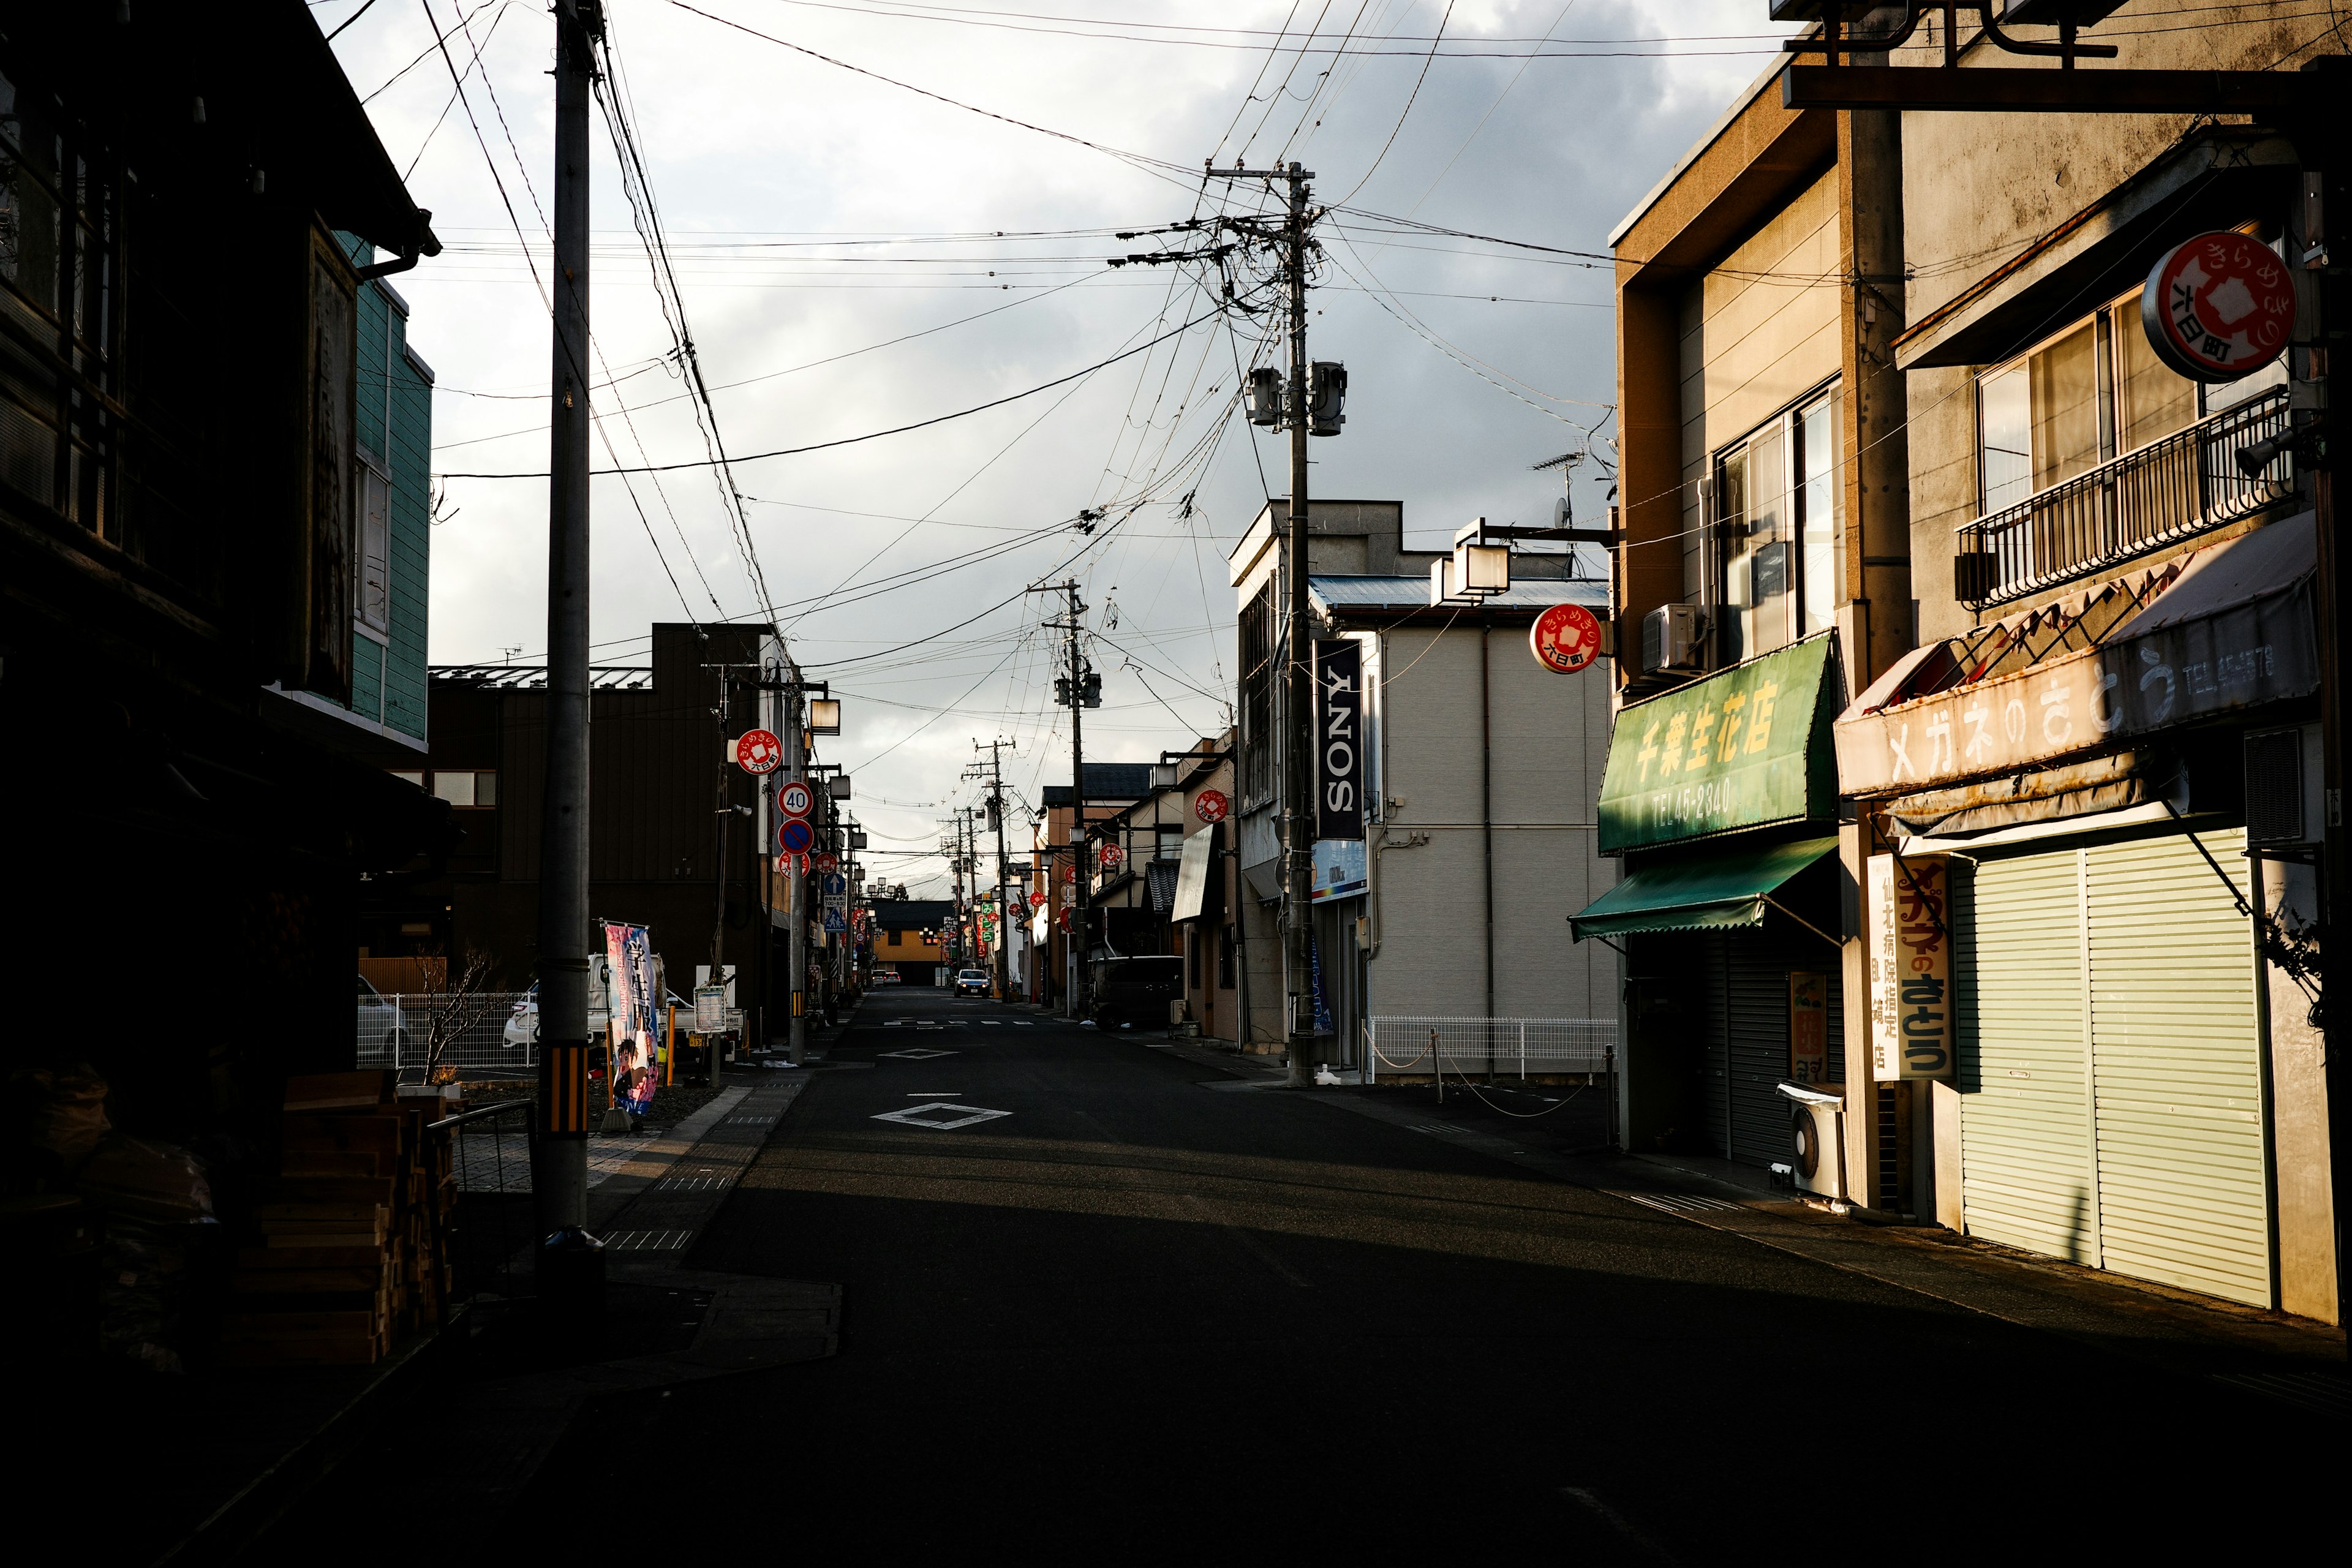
[1313,639,1364,842]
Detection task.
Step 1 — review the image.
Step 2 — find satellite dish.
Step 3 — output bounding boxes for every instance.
[1551,496,1572,529]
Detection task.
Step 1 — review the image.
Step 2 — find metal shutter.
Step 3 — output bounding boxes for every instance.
[1722,924,1844,1166]
[1701,933,1732,1158]
[2083,830,2270,1307]
[1959,849,2098,1264]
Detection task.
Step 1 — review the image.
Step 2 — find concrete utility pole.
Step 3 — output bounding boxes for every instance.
[1027,580,1095,1016]
[532,0,603,1243]
[1209,160,1320,1087]
[974,739,1017,998]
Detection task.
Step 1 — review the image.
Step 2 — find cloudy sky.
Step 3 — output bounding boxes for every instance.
[323,0,1797,892]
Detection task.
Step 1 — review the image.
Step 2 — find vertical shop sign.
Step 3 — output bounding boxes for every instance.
[1313,639,1365,842]
[1788,971,1829,1084]
[1868,854,1953,1080]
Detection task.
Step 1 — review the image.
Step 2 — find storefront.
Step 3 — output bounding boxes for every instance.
[1572,636,1850,1167]
[1833,514,2334,1320]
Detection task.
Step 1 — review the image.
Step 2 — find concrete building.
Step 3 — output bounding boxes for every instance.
[1590,6,2339,1325]
[1228,500,1616,1067]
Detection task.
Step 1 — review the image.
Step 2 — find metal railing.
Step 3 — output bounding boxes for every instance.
[1365,1017,1619,1081]
[1956,385,2293,608]
[355,991,536,1078]
[426,1099,537,1308]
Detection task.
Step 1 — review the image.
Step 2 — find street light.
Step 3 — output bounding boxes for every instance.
[807,698,842,735]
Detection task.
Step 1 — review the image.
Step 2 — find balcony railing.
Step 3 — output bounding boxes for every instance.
[1955,386,2293,609]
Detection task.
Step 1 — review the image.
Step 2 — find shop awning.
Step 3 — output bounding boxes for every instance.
[1569,837,1838,941]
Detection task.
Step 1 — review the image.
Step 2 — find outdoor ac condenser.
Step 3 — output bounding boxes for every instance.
[1640,603,1703,675]
[1777,1081,1844,1199]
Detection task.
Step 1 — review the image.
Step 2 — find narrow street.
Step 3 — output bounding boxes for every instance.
[442,989,2331,1559]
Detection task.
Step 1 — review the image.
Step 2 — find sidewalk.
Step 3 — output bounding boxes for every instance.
[1132,1036,2348,1419]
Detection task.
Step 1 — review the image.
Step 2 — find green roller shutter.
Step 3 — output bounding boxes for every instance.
[2083,829,2270,1308]
[1958,829,2272,1309]
[1959,850,2098,1265]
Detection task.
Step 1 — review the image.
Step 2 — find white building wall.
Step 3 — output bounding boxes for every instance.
[1366,624,1619,1023]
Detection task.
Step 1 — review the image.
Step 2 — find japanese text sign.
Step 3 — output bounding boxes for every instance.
[1597,635,1838,853]
[1869,853,1953,1081]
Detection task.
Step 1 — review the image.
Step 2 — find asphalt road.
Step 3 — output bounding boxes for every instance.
[483,988,2327,1561]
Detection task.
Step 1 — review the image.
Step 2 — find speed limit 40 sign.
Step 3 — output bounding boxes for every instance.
[774,778,814,819]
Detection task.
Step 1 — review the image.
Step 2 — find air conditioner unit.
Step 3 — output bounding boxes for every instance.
[1640,603,1703,675]
[1777,1081,1844,1199]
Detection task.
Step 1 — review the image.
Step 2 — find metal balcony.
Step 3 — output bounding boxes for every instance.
[1954,386,2294,609]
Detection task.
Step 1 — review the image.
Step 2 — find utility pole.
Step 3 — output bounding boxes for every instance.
[1030,581,1099,1017]
[532,0,602,1253]
[1209,160,1327,1087]
[973,739,1018,1000]
[784,667,808,1060]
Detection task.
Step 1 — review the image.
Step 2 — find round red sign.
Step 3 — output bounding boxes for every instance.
[775,779,813,819]
[734,729,783,773]
[1057,908,1072,931]
[1194,788,1230,824]
[2142,230,2295,382]
[814,852,839,872]
[1099,842,1125,869]
[1529,602,1605,674]
[777,817,815,854]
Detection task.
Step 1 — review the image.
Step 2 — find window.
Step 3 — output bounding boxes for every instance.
[1238,583,1274,802]
[1217,922,1235,989]
[357,462,390,633]
[1977,288,2199,517]
[1715,390,1838,663]
[429,770,496,807]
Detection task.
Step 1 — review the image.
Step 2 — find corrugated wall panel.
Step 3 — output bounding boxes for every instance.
[1702,933,1730,1157]
[1959,849,2098,1264]
[2084,830,2270,1308]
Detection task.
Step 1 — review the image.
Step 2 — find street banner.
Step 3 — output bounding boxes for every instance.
[1313,638,1364,842]
[602,922,657,1091]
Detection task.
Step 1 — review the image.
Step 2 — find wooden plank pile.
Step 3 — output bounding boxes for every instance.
[219,1072,456,1366]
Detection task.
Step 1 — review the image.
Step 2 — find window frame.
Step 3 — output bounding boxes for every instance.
[1709,381,1840,666]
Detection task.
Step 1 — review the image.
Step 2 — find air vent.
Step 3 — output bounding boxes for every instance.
[2244,728,2305,845]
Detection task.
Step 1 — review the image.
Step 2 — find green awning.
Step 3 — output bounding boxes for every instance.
[1569,836,1839,941]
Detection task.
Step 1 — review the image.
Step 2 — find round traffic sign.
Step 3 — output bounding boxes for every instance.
[2142,230,2294,381]
[734,729,783,774]
[1194,788,1229,824]
[1098,841,1125,869]
[1061,861,1076,883]
[1530,602,1605,674]
[1057,908,1071,930]
[775,779,814,819]
[814,851,839,872]
[777,818,816,854]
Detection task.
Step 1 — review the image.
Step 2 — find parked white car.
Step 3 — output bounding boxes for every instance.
[358,974,406,1057]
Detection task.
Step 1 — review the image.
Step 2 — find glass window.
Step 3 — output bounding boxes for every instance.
[391,770,424,788]
[358,465,390,631]
[1978,289,2203,516]
[1715,390,1838,663]
[473,771,497,807]
[431,771,475,807]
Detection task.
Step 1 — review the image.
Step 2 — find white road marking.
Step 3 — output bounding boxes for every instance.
[879,1047,959,1060]
[1620,1192,1744,1215]
[907,1093,960,1098]
[604,1230,693,1251]
[870,1103,1011,1131]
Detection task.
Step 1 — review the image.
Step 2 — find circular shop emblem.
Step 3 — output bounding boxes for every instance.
[1529,602,1604,674]
[733,729,783,773]
[1099,842,1125,869]
[1194,788,1230,824]
[775,779,814,818]
[2141,230,2295,382]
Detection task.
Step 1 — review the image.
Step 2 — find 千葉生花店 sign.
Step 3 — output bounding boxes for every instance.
[1313,639,1364,842]
[1868,853,1953,1080]
[1596,636,1839,853]
[2141,230,2294,382]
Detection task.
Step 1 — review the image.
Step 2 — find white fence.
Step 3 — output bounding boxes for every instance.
[355,992,535,1078]
[1366,1017,1617,1081]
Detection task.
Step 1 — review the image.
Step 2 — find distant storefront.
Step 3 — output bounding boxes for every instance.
[1573,636,1849,1166]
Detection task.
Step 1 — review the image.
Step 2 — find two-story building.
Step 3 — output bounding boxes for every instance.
[869,899,951,986]
[1591,4,2337,1325]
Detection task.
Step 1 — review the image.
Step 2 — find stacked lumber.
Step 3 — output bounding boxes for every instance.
[218,1072,456,1366]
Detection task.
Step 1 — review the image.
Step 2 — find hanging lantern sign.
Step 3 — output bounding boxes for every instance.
[1529,602,1605,675]
[2141,230,2295,382]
